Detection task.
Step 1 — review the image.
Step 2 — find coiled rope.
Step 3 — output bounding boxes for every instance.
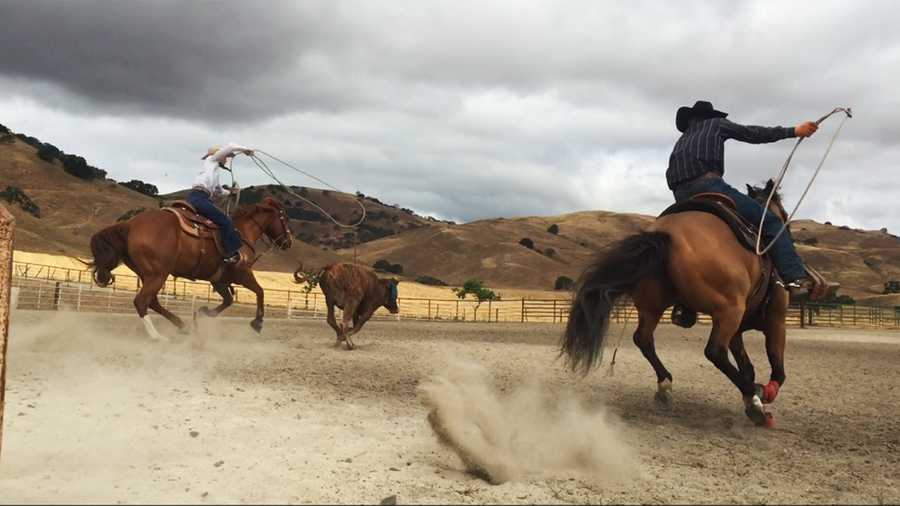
[755,107,853,256]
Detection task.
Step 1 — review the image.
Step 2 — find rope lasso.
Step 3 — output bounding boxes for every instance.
[755,107,853,256]
[248,150,367,229]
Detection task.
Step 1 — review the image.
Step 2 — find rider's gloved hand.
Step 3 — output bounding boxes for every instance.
[795,121,818,138]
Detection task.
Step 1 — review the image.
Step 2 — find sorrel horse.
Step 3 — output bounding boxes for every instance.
[86,197,292,340]
[562,180,794,426]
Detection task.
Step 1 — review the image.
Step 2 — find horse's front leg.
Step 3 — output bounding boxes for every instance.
[705,305,770,426]
[238,272,265,334]
[199,282,233,317]
[760,289,789,407]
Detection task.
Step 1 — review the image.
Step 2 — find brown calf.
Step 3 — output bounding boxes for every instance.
[294,262,399,349]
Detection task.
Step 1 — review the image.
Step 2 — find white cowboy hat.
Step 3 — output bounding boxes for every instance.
[201,145,221,160]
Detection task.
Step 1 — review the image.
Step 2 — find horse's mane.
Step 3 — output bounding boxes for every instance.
[233,203,261,220]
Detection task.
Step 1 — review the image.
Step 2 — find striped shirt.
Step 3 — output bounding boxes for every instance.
[666,117,796,190]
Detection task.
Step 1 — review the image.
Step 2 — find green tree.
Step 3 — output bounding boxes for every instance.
[453,279,500,321]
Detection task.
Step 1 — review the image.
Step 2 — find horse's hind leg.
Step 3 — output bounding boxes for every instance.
[134,275,169,342]
[633,310,674,407]
[149,296,189,334]
[199,282,233,317]
[633,279,674,407]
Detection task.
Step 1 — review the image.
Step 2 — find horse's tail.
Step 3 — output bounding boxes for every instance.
[86,222,130,287]
[561,231,671,374]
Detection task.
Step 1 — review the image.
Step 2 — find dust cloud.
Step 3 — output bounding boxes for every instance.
[419,360,637,485]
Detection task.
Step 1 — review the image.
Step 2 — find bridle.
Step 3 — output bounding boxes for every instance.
[243,205,293,265]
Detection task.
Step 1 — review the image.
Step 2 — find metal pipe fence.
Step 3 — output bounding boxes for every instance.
[9,260,900,329]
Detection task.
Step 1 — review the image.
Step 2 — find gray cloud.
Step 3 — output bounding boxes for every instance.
[1,0,898,233]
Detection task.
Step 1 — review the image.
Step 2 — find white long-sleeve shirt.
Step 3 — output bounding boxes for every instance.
[192,143,252,196]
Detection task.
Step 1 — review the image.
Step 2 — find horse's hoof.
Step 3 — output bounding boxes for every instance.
[744,395,769,427]
[198,307,213,317]
[345,342,355,351]
[654,378,673,409]
[178,327,191,336]
[250,320,263,334]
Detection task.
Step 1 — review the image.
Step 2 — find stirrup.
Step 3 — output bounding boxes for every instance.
[223,253,241,264]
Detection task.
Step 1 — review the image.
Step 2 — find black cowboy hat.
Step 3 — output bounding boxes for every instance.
[676,100,728,132]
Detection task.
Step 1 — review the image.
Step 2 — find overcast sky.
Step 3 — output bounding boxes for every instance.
[1,0,897,231]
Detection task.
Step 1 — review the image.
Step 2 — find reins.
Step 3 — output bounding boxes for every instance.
[755,107,853,256]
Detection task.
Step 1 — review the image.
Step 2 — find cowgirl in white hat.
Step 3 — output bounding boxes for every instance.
[187,142,254,264]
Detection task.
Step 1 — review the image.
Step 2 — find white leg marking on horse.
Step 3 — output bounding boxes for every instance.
[142,315,168,342]
[658,378,673,392]
[751,394,764,412]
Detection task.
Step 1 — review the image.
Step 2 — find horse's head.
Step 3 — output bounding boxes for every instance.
[260,197,293,250]
[746,179,789,225]
[235,198,293,250]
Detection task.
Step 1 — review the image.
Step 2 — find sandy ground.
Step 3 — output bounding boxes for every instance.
[1,311,899,504]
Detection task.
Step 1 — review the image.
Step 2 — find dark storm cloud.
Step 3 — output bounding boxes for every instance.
[1,0,898,232]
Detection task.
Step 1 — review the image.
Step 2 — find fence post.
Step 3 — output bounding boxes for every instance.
[487,300,492,323]
[107,288,112,312]
[77,285,82,312]
[428,299,432,320]
[521,298,525,323]
[455,300,459,321]
[191,295,196,314]
[37,285,43,309]
[53,282,61,310]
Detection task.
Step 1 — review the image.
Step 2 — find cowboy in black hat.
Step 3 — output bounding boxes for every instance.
[666,100,818,296]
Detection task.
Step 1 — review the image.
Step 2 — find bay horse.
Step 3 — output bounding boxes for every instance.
[86,197,292,340]
[562,180,795,427]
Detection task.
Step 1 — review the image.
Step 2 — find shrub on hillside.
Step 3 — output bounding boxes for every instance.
[554,276,574,290]
[885,281,900,294]
[373,259,403,274]
[416,275,448,286]
[119,179,158,197]
[0,123,9,135]
[15,133,42,149]
[519,237,534,249]
[240,187,264,205]
[547,224,559,235]
[0,186,41,218]
[36,143,61,162]
[543,248,556,258]
[802,237,819,246]
[60,153,106,180]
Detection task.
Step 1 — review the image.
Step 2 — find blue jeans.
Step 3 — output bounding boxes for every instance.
[673,178,806,282]
[185,190,242,257]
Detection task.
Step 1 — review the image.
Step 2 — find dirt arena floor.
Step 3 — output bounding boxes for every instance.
[1,310,898,504]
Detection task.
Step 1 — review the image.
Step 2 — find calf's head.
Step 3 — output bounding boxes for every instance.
[381,278,400,314]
